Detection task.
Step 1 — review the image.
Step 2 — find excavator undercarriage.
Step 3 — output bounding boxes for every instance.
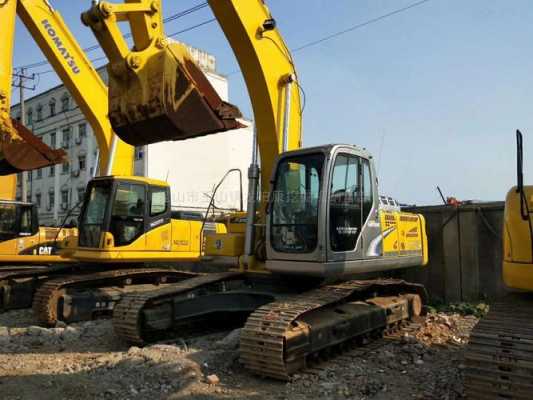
[112,273,426,379]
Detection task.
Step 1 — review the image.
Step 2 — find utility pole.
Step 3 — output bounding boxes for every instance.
[12,68,36,203]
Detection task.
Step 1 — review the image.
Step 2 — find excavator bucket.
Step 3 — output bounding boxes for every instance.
[108,42,243,147]
[0,118,67,175]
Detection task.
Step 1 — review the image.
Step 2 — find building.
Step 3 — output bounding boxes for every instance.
[11,45,253,226]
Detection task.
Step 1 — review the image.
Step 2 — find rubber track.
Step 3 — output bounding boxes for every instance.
[112,271,242,344]
[32,268,197,326]
[240,279,422,380]
[464,298,533,400]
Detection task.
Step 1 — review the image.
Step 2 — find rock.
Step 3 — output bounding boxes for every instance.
[215,328,241,349]
[128,346,141,355]
[55,321,67,328]
[0,327,9,337]
[206,374,220,385]
[414,359,424,365]
[27,326,53,337]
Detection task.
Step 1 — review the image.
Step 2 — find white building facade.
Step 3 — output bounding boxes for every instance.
[12,46,253,226]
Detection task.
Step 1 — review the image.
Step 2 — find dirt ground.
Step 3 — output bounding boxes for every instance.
[0,309,479,400]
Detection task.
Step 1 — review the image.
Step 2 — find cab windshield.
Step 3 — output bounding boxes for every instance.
[79,182,111,247]
[270,153,324,253]
[0,203,33,241]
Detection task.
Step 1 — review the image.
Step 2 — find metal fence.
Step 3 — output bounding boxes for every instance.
[400,202,506,303]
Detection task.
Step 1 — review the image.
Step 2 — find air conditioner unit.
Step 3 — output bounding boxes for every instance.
[75,136,82,145]
[71,170,80,177]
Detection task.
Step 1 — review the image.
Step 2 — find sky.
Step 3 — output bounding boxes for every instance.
[10,0,533,205]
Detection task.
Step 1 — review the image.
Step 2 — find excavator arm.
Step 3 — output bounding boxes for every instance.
[15,0,134,176]
[81,0,243,148]
[0,0,66,177]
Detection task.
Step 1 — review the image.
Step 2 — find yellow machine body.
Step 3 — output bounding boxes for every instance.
[0,226,77,263]
[0,199,77,264]
[503,185,533,290]
[380,210,428,263]
[74,176,226,263]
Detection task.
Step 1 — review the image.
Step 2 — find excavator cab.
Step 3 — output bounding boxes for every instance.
[77,176,171,250]
[75,176,224,262]
[0,200,38,242]
[264,144,428,278]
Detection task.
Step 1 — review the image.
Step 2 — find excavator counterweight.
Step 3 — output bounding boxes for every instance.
[0,118,67,175]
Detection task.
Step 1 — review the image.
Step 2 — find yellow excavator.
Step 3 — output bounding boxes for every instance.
[465,130,533,399]
[0,0,238,314]
[68,0,430,379]
[0,1,76,267]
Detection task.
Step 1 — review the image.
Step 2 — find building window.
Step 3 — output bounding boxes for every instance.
[62,127,71,148]
[77,188,85,202]
[79,155,86,171]
[27,109,33,125]
[28,171,32,182]
[49,98,56,117]
[78,123,87,138]
[36,168,42,179]
[62,162,70,174]
[49,165,55,177]
[50,132,56,149]
[35,193,41,208]
[26,193,31,203]
[17,173,22,186]
[16,112,21,122]
[61,190,69,208]
[36,104,43,121]
[49,192,55,210]
[61,94,69,112]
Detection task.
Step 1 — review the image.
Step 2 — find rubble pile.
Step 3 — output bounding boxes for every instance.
[0,309,479,400]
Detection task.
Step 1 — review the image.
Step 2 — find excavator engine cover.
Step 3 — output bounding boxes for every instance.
[0,118,67,175]
[108,42,243,147]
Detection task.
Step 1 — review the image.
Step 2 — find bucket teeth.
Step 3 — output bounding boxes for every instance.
[0,118,67,175]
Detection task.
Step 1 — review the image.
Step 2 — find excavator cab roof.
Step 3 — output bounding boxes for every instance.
[90,175,169,188]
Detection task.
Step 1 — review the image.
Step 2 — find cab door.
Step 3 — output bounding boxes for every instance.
[327,152,364,262]
[145,185,172,251]
[108,182,147,249]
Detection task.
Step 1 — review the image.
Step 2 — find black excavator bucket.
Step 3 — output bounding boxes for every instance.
[107,42,244,147]
[0,118,67,175]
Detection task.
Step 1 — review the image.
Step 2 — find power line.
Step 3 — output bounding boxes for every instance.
[292,0,432,52]
[168,18,216,37]
[15,2,209,70]
[226,0,432,76]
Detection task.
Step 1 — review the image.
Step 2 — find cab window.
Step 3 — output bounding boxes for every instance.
[110,183,145,246]
[150,187,168,217]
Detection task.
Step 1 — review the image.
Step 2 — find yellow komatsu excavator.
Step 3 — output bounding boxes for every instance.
[68,0,430,379]
[0,0,238,315]
[465,130,533,399]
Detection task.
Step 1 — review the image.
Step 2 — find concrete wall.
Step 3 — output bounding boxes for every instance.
[400,202,507,303]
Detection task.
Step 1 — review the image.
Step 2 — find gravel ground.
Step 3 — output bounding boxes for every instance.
[0,309,478,400]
